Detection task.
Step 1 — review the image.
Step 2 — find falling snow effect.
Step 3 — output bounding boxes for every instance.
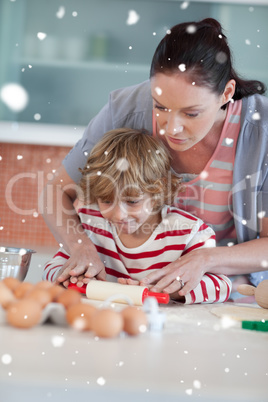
[180,1,189,10]
[215,51,227,64]
[56,6,65,19]
[126,10,140,26]
[220,316,237,329]
[0,83,29,112]
[116,158,129,171]
[225,138,234,145]
[261,260,268,268]
[252,112,261,120]
[200,171,208,179]
[258,211,266,218]
[34,113,41,121]
[1,354,12,365]
[186,24,197,34]
[37,32,47,41]
[51,335,65,348]
[178,64,186,72]
[155,86,162,96]
[193,380,201,389]
[97,377,106,386]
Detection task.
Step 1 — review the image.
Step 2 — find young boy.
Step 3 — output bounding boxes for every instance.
[43,128,231,304]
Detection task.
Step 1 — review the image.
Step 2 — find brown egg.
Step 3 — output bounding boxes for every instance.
[34,280,54,290]
[25,288,52,308]
[6,299,42,328]
[48,284,65,301]
[56,288,81,309]
[13,282,35,299]
[92,308,123,338]
[0,281,16,309]
[121,306,148,336]
[2,277,20,292]
[66,302,97,331]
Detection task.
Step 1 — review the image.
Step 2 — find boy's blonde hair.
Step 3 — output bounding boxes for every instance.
[79,128,181,209]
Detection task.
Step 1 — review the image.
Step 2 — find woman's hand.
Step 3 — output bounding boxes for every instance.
[56,244,106,288]
[140,248,214,296]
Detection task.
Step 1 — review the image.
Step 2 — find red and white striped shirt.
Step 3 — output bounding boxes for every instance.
[153,100,242,246]
[43,205,231,304]
[174,101,242,245]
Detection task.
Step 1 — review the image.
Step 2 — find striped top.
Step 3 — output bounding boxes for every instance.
[43,205,231,304]
[153,100,242,245]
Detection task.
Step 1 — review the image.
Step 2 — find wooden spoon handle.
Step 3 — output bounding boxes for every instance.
[237,284,255,296]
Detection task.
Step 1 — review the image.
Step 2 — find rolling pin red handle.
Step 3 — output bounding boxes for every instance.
[68,283,87,294]
[142,288,170,304]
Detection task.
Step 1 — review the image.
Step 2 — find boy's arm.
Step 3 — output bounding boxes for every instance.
[42,248,70,284]
[182,273,232,304]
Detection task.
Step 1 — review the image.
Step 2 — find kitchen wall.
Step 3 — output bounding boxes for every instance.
[0,142,70,252]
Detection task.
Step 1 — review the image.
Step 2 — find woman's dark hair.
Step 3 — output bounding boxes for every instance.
[150,18,266,108]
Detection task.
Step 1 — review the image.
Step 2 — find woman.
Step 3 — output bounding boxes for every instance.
[42,18,268,298]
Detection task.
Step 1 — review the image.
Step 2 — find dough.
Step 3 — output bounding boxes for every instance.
[211,305,268,321]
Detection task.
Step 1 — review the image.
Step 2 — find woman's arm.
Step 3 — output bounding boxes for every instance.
[40,165,106,286]
[141,218,268,296]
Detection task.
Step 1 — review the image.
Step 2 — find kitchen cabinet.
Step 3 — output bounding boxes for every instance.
[0,0,267,143]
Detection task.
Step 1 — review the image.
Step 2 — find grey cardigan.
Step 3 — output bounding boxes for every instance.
[63,80,268,286]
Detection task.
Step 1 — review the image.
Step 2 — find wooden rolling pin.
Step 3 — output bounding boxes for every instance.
[237,279,268,309]
[68,281,170,305]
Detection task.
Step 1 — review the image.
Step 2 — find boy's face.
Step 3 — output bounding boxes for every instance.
[97,193,160,236]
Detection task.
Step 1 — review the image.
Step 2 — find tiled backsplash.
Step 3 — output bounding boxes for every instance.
[0,142,71,251]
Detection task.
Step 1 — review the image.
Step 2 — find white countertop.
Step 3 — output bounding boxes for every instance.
[0,300,267,402]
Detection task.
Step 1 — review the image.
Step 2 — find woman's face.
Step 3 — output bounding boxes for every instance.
[150,73,228,152]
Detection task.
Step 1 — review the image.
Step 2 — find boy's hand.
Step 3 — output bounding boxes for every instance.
[56,244,106,288]
[117,278,140,286]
